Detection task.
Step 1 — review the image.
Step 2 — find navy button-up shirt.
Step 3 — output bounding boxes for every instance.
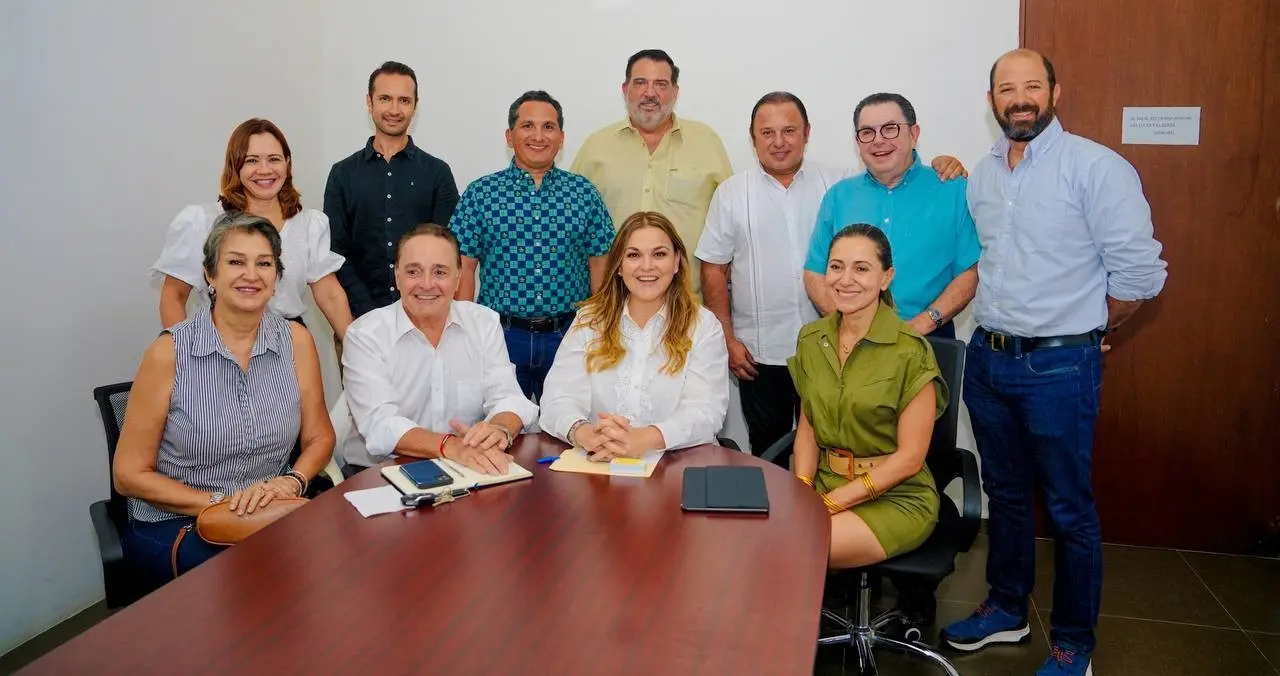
[324,136,459,318]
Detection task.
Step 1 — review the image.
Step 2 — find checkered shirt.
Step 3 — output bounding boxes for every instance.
[451,162,615,317]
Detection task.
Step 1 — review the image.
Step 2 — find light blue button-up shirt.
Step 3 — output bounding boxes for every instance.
[804,153,980,321]
[967,118,1168,337]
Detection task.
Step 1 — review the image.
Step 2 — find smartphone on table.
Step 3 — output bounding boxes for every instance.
[399,460,455,490]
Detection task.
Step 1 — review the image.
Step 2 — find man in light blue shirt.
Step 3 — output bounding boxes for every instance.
[941,49,1167,676]
[803,93,979,339]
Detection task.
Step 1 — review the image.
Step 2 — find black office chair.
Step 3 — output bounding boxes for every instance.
[716,436,742,453]
[761,336,981,676]
[90,381,158,609]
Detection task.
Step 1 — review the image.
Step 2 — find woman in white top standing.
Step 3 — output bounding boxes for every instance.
[152,118,353,338]
[541,211,730,459]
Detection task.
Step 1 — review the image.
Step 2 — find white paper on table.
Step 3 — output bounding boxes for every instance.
[343,485,411,517]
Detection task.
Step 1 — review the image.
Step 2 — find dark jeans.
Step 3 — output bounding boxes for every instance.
[738,363,798,466]
[121,516,227,586]
[964,329,1104,652]
[503,325,568,402]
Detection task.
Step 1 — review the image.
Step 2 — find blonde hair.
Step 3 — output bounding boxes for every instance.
[578,211,700,375]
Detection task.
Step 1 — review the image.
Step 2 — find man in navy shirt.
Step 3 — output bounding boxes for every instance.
[325,61,460,320]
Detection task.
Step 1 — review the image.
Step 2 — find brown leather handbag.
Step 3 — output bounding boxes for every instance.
[170,498,308,577]
[195,497,308,545]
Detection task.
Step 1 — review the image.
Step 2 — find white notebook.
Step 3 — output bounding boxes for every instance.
[381,457,532,498]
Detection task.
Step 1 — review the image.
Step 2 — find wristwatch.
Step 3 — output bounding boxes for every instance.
[925,307,944,328]
[209,491,226,505]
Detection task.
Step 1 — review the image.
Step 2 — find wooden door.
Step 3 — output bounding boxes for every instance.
[1020,0,1280,553]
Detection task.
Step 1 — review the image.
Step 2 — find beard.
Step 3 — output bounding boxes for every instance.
[995,98,1056,142]
[627,97,674,131]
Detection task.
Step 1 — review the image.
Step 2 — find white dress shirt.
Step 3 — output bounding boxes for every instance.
[539,305,730,451]
[695,161,852,365]
[150,203,345,320]
[340,300,539,467]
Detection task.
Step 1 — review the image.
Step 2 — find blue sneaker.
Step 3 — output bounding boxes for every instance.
[1036,642,1093,675]
[940,600,1032,652]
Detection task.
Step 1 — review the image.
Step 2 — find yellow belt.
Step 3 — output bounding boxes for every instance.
[823,447,887,480]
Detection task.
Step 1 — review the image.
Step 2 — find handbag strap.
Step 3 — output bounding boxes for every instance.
[171,523,193,579]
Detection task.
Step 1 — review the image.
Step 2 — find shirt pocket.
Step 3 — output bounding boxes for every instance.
[850,366,902,425]
[455,379,487,422]
[665,168,714,208]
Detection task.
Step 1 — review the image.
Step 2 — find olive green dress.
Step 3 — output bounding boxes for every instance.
[787,302,947,558]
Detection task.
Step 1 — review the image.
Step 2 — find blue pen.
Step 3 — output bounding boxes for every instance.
[536,456,559,464]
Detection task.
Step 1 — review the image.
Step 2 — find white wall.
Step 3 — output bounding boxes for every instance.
[320,0,1018,460]
[0,0,326,655]
[0,0,1016,656]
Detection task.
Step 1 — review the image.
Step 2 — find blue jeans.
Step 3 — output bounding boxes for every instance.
[963,331,1104,652]
[121,516,227,585]
[503,326,567,402]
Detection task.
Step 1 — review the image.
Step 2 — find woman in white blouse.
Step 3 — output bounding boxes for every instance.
[540,211,730,459]
[152,118,353,338]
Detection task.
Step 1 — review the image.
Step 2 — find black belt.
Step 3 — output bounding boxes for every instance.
[500,312,576,333]
[976,327,1101,353]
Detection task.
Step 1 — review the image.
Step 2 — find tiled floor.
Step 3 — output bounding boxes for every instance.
[2,537,1276,675]
[815,536,1280,675]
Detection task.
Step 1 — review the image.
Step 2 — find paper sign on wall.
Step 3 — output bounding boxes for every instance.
[1122,107,1201,145]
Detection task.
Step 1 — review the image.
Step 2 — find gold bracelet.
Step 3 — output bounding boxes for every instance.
[859,472,880,501]
[821,493,844,513]
[797,475,814,487]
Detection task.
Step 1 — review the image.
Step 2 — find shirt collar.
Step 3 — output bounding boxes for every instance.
[504,158,560,186]
[622,302,668,331]
[817,300,900,346]
[753,160,809,189]
[861,151,924,191]
[616,114,683,136]
[361,135,420,161]
[189,306,283,359]
[990,116,1064,162]
[393,300,462,340]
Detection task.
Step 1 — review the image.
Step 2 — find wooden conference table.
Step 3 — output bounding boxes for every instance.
[25,434,830,675]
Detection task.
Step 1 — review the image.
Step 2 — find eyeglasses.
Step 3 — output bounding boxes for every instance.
[856,122,907,144]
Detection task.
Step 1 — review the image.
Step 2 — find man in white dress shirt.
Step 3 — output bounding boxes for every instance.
[695,92,850,464]
[340,223,539,476]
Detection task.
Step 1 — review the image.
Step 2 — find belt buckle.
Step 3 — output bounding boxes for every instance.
[988,332,1007,351]
[529,317,552,331]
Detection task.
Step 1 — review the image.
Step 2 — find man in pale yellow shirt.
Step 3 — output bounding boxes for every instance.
[571,49,733,295]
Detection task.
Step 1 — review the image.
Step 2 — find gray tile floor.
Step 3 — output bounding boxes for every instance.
[816,536,1280,675]
[2,536,1277,675]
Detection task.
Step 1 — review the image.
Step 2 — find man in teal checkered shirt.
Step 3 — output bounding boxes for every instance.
[452,90,615,401]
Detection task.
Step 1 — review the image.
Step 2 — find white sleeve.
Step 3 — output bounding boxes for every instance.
[651,314,731,451]
[341,321,417,459]
[477,313,539,429]
[537,321,594,443]
[150,205,215,288]
[304,210,346,283]
[693,182,735,265]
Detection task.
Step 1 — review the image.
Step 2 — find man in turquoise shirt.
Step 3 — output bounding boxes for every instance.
[803,93,979,339]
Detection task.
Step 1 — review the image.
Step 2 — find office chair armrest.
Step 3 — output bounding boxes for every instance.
[90,500,124,565]
[759,430,797,464]
[956,448,982,552]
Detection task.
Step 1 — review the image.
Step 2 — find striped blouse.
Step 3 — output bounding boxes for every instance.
[129,307,301,523]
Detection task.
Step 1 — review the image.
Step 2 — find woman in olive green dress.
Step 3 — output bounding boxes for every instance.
[788,224,948,569]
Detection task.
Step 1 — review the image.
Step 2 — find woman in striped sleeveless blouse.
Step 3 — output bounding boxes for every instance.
[114,212,335,584]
